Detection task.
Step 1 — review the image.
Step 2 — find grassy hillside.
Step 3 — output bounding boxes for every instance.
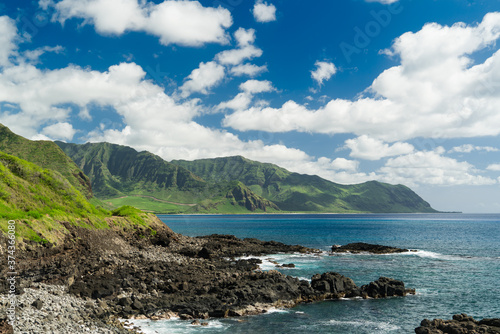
[0,151,103,221]
[56,141,206,198]
[57,142,280,214]
[0,124,93,199]
[0,150,170,246]
[172,156,437,213]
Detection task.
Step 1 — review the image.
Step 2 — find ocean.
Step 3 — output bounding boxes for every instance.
[127,214,500,333]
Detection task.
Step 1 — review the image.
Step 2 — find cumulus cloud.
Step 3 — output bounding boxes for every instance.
[253,0,277,23]
[42,122,77,141]
[311,61,336,86]
[378,149,497,186]
[216,92,253,112]
[217,80,274,112]
[224,13,500,142]
[239,79,274,94]
[486,164,500,171]
[230,63,268,77]
[0,61,199,137]
[345,135,414,160]
[234,27,256,47]
[216,45,263,66]
[50,0,233,46]
[23,45,64,64]
[0,16,334,181]
[179,61,225,97]
[331,158,359,171]
[448,144,499,153]
[0,16,18,67]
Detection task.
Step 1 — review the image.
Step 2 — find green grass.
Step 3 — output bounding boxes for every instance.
[0,124,93,198]
[104,196,193,214]
[0,151,167,245]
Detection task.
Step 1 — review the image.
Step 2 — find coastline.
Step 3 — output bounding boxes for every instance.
[0,219,415,333]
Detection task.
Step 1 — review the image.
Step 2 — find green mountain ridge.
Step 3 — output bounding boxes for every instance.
[0,151,101,221]
[0,124,436,214]
[55,141,206,199]
[171,156,437,213]
[0,146,170,247]
[0,124,92,199]
[56,141,278,213]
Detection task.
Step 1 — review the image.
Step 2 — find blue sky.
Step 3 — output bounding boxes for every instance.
[1,0,500,212]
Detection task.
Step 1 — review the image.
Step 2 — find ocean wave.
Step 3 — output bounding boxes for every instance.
[403,250,473,261]
[329,249,476,261]
[236,253,324,271]
[264,307,290,314]
[328,319,401,332]
[124,318,229,334]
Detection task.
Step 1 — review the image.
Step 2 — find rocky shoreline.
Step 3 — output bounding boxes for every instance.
[0,219,416,333]
[415,314,500,333]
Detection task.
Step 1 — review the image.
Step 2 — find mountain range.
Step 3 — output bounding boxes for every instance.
[55,138,436,214]
[0,124,436,214]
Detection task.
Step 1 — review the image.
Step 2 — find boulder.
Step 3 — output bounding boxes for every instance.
[361,277,415,298]
[31,299,44,310]
[311,272,359,298]
[415,314,500,334]
[331,242,408,254]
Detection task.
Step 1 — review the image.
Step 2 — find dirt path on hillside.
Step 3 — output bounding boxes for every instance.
[116,195,198,207]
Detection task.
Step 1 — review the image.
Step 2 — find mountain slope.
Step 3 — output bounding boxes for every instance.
[0,124,92,199]
[171,156,437,213]
[56,141,206,199]
[0,151,100,220]
[57,142,279,213]
[0,150,172,247]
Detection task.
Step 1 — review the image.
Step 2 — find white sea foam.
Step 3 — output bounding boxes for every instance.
[338,296,364,301]
[295,276,311,282]
[123,318,229,334]
[265,307,290,314]
[405,250,470,261]
[236,253,323,271]
[328,319,401,332]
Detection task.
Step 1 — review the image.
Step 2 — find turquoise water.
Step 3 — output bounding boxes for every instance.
[129,214,500,333]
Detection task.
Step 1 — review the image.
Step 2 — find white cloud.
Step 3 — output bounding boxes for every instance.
[378,149,497,186]
[0,16,18,67]
[217,80,274,111]
[42,122,77,141]
[253,0,276,23]
[230,63,268,77]
[216,45,263,66]
[214,28,264,85]
[311,61,336,86]
[51,0,232,46]
[239,79,274,94]
[23,45,64,64]
[179,61,225,97]
[234,27,256,47]
[449,144,499,153]
[487,164,500,171]
[216,92,253,111]
[224,13,500,142]
[331,158,359,171]
[0,24,343,184]
[345,135,414,160]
